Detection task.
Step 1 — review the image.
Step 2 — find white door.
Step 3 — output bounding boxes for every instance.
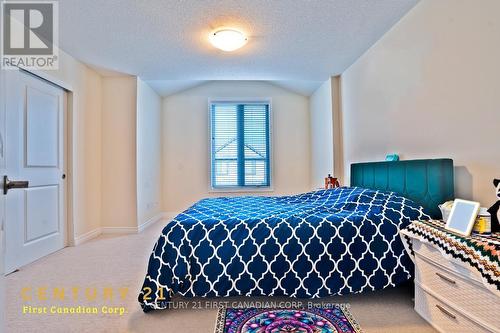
[0,67,7,333]
[4,69,66,273]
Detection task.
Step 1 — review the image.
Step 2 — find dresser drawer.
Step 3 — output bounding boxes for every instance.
[415,285,493,333]
[412,239,483,284]
[415,254,500,329]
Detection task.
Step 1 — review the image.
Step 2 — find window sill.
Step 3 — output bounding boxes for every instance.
[208,187,274,194]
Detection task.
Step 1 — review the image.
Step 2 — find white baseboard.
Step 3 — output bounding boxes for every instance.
[137,212,165,233]
[101,226,138,234]
[74,228,102,246]
[73,211,178,244]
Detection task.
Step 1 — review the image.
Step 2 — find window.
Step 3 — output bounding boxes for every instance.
[210,101,271,189]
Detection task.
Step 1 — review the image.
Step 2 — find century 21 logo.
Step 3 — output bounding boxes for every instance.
[2,1,54,55]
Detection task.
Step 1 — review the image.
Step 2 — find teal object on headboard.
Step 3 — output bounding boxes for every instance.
[385,154,399,161]
[351,159,454,219]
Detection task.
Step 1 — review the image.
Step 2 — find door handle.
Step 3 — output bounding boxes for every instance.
[3,175,29,195]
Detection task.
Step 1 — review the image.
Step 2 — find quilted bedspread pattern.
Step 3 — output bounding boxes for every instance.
[139,187,430,311]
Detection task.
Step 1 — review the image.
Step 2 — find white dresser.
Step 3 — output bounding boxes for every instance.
[411,238,500,333]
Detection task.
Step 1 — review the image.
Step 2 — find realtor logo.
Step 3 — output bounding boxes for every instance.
[1,0,59,69]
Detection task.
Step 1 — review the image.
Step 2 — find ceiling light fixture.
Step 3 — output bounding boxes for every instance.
[209,29,248,52]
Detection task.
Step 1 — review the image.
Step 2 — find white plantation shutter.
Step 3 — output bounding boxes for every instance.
[211,102,271,188]
[211,104,238,186]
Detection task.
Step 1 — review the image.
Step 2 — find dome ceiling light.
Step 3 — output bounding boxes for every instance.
[209,29,248,52]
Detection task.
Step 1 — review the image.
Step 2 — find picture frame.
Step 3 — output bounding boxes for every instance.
[445,199,480,237]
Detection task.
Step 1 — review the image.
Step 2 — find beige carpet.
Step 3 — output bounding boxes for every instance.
[6,221,435,333]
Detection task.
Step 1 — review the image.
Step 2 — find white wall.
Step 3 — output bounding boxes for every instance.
[162,81,311,213]
[341,0,500,206]
[309,79,334,189]
[101,77,138,228]
[136,79,162,225]
[35,50,103,240]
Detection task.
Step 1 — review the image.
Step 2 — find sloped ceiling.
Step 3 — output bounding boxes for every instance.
[58,0,419,96]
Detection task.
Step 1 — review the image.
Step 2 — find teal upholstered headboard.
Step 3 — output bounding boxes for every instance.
[350,159,454,219]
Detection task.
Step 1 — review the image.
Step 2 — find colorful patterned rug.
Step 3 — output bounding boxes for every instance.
[214,307,362,333]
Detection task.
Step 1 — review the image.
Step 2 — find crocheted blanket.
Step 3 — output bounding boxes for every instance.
[401,220,499,293]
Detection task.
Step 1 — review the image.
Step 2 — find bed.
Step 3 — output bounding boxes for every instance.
[139,159,454,312]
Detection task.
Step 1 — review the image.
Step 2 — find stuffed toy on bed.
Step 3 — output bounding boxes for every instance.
[487,179,500,233]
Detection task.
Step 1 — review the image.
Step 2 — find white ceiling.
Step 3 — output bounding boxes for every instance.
[146,79,324,97]
[58,0,419,96]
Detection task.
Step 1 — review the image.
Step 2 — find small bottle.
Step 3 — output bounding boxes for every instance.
[473,208,491,235]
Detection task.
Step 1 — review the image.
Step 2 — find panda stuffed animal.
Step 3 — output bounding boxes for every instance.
[487,179,500,233]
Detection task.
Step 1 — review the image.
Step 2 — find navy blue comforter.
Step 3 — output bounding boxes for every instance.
[139,187,429,311]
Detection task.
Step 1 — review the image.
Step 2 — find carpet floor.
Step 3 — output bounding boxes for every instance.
[6,221,436,333]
